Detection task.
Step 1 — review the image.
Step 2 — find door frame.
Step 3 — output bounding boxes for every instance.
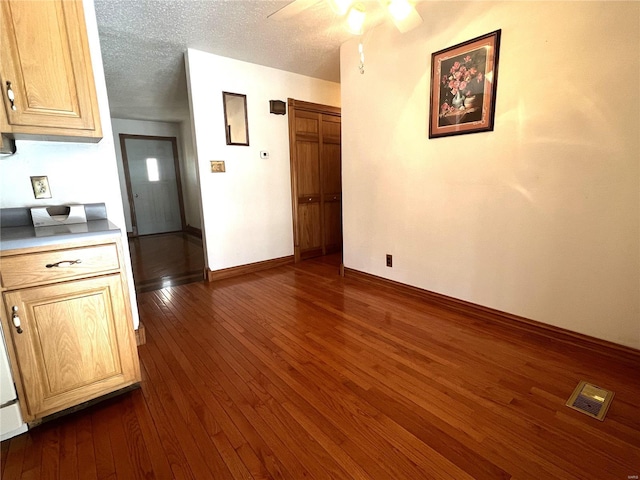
[119,134,186,236]
[287,99,342,262]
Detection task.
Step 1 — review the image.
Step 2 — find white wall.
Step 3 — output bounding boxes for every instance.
[341,1,639,349]
[0,0,139,329]
[111,118,201,232]
[185,49,341,270]
[179,118,202,231]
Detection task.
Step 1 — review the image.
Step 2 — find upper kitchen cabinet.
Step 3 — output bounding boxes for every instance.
[0,0,102,141]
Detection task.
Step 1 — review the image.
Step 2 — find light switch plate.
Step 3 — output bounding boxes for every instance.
[30,176,52,199]
[210,160,226,173]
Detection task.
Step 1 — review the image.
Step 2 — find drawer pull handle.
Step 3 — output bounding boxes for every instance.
[45,259,82,268]
[11,306,23,334]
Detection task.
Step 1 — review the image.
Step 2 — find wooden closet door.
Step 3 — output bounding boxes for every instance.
[321,115,342,254]
[293,110,322,258]
[289,99,341,262]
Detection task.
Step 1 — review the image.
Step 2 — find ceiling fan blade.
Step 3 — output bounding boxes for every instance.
[268,0,321,20]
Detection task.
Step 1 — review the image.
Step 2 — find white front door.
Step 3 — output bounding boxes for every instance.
[124,137,182,235]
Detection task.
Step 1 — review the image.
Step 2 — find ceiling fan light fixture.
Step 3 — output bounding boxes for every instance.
[346,3,366,35]
[386,0,411,20]
[327,0,353,16]
[385,0,422,33]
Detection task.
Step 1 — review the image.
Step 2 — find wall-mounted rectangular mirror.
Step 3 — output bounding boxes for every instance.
[223,92,249,146]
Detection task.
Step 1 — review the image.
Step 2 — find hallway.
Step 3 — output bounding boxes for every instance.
[128,232,204,292]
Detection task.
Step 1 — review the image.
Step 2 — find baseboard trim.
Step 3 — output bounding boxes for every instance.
[207,255,294,282]
[343,267,640,363]
[184,225,202,238]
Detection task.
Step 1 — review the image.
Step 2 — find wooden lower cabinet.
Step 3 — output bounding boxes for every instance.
[0,238,140,423]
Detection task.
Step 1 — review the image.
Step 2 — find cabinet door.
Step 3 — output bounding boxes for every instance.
[3,274,139,421]
[0,0,102,139]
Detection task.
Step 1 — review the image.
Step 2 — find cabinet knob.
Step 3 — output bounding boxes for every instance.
[5,81,17,111]
[11,306,23,334]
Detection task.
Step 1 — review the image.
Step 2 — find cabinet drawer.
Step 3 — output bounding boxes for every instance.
[1,244,120,288]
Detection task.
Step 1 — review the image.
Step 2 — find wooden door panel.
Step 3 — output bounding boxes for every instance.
[3,274,139,419]
[296,141,320,195]
[0,0,97,131]
[322,117,341,144]
[298,203,322,253]
[322,143,341,195]
[34,293,119,394]
[324,200,342,253]
[8,1,76,113]
[295,112,319,135]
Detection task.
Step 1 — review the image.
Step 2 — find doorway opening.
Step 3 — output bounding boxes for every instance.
[119,134,204,291]
[120,134,185,236]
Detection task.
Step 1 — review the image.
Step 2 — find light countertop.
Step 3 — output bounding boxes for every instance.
[0,220,121,252]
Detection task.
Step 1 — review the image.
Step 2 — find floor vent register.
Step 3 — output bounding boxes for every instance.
[566,380,614,421]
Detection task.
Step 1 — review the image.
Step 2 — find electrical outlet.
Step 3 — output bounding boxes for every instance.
[386,254,392,267]
[30,176,52,199]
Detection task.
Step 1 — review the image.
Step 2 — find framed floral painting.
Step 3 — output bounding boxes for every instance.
[429,30,501,139]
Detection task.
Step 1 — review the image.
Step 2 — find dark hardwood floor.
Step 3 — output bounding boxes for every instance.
[128,231,205,292]
[2,257,639,479]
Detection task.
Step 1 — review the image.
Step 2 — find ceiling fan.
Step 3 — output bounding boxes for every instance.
[268,0,423,35]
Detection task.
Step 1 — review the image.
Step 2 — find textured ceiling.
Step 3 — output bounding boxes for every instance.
[94,0,389,122]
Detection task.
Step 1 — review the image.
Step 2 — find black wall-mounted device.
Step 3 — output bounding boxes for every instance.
[269,100,286,115]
